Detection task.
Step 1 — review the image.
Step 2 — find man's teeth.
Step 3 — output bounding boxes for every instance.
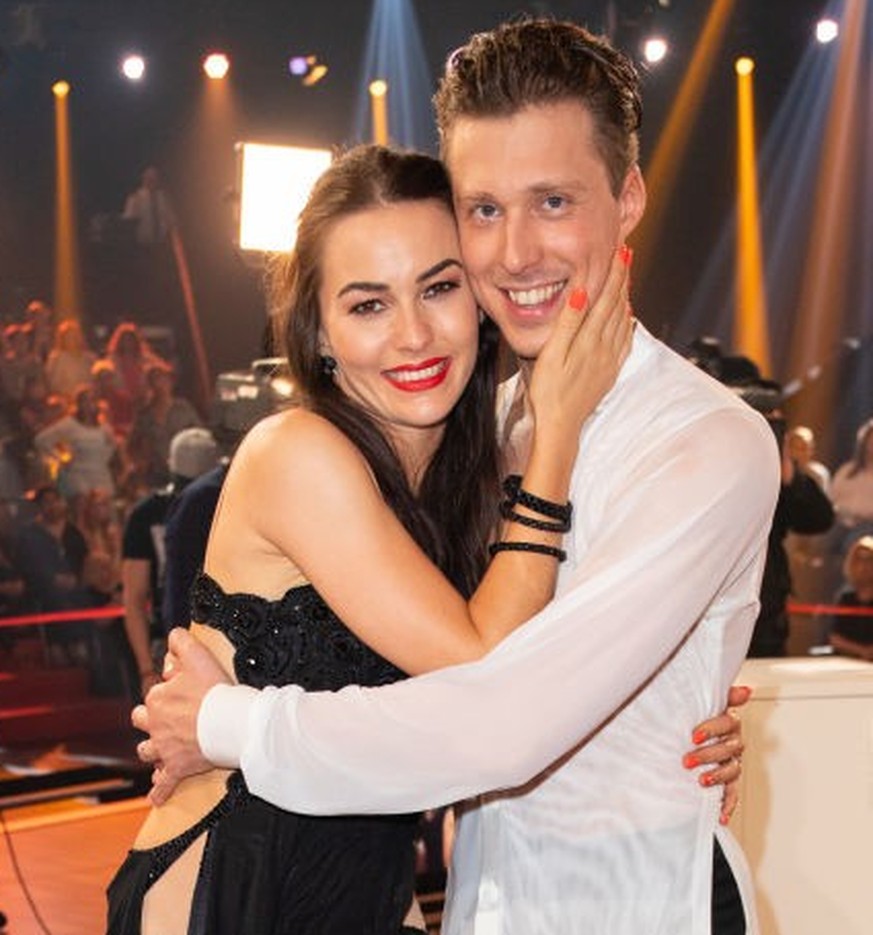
[507,282,565,306]
[391,361,446,383]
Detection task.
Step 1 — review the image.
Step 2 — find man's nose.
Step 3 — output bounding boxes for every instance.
[500,213,542,275]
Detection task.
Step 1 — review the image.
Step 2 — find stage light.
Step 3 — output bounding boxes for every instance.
[815,19,839,44]
[52,80,70,98]
[121,54,146,81]
[288,54,327,85]
[735,57,754,76]
[203,52,230,80]
[236,142,332,252]
[302,64,327,86]
[643,38,669,64]
[369,80,389,144]
[289,55,310,76]
[354,0,433,150]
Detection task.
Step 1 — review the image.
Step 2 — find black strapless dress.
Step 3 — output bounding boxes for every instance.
[107,572,419,935]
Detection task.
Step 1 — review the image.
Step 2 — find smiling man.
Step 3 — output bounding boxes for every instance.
[138,19,779,934]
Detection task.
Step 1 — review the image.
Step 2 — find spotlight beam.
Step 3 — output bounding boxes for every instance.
[734,58,771,375]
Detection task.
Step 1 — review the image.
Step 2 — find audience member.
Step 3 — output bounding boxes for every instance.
[748,412,834,657]
[831,418,873,532]
[786,425,830,492]
[76,487,123,602]
[161,458,227,630]
[14,484,90,663]
[91,358,135,440]
[102,321,165,410]
[34,385,119,503]
[826,535,873,660]
[0,323,43,403]
[784,424,833,603]
[121,427,219,697]
[122,166,177,247]
[24,299,56,363]
[45,319,97,401]
[125,361,201,488]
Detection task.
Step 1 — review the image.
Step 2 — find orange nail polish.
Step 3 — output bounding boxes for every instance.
[618,243,633,267]
[719,813,730,825]
[692,728,708,745]
[683,753,700,769]
[569,287,587,311]
[701,774,715,787]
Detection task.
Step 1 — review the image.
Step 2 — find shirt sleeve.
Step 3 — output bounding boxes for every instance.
[199,406,780,815]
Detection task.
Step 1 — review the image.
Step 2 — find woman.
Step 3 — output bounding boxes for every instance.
[109,146,734,934]
[45,319,98,401]
[34,384,118,504]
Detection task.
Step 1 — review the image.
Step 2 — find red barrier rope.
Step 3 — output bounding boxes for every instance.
[787,601,873,618]
[0,605,124,630]
[1,602,868,631]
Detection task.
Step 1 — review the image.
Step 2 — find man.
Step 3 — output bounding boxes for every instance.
[123,166,177,246]
[138,20,779,933]
[122,426,219,697]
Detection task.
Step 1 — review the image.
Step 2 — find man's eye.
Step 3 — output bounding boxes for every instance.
[472,203,499,221]
[543,194,566,211]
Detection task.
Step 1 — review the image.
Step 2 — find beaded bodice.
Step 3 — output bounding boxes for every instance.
[189,571,406,691]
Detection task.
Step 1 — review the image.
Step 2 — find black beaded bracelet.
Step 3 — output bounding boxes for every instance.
[500,501,571,533]
[489,541,567,562]
[503,474,573,525]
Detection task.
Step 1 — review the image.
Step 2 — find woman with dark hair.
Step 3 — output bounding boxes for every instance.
[108,145,727,934]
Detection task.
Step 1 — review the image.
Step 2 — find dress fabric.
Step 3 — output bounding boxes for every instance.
[199,325,781,935]
[106,572,418,934]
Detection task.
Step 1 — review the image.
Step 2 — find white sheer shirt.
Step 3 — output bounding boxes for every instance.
[200,325,780,934]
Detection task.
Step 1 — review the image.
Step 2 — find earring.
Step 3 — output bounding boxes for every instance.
[321,354,337,376]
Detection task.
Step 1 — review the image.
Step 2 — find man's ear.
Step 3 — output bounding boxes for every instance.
[618,165,647,241]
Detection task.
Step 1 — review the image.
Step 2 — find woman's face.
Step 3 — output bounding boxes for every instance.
[317,199,479,457]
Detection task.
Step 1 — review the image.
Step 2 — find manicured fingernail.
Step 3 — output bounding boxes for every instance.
[569,287,587,311]
[692,728,708,745]
[618,243,633,267]
[683,753,700,769]
[701,774,716,787]
[719,813,731,825]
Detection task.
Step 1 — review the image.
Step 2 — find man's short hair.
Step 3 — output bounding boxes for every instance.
[434,17,642,195]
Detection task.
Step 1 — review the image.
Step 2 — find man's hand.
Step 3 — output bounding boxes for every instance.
[131,627,231,805]
[683,684,750,825]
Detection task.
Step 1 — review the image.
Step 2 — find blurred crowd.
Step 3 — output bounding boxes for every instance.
[0,297,209,690]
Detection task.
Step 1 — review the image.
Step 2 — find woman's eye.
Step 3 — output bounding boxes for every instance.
[349,298,385,316]
[423,279,460,300]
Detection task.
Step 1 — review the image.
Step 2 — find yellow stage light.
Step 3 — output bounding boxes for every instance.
[52,80,70,98]
[203,53,230,80]
[369,79,389,145]
[735,57,754,76]
[236,142,332,252]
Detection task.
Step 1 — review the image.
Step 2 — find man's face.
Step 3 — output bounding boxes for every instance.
[445,100,645,362]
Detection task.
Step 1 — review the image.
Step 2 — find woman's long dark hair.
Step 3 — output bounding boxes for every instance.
[269,145,501,596]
